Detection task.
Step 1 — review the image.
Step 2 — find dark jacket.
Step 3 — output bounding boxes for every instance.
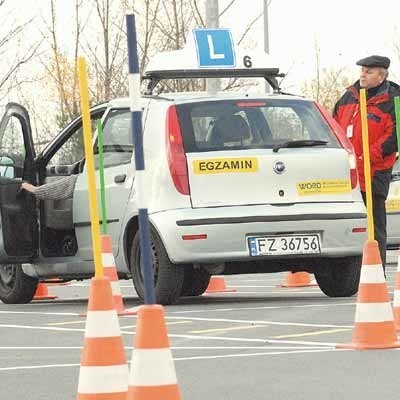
[333,80,400,197]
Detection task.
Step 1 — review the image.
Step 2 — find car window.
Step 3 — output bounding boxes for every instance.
[0,115,26,178]
[48,116,101,167]
[94,108,133,169]
[177,99,340,152]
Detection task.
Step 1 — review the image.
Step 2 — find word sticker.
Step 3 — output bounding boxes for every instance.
[386,198,400,213]
[193,157,258,174]
[297,179,351,196]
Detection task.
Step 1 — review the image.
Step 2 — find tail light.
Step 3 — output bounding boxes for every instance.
[314,102,358,189]
[165,106,190,195]
[348,153,358,189]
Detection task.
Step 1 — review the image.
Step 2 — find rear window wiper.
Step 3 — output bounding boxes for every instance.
[272,140,328,153]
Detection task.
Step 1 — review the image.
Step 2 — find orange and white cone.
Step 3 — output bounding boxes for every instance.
[101,234,137,316]
[77,276,128,399]
[205,275,236,293]
[33,282,57,300]
[278,272,317,288]
[128,304,181,400]
[338,240,400,350]
[392,251,400,330]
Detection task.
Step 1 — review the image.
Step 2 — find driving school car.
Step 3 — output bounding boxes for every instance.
[387,159,400,249]
[0,28,366,305]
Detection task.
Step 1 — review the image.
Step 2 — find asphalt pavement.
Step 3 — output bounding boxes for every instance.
[1,254,400,400]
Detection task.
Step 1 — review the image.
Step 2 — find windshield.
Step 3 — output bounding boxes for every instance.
[177,99,340,152]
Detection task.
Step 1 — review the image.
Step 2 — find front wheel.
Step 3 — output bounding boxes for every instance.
[0,264,38,304]
[314,256,361,297]
[130,229,184,305]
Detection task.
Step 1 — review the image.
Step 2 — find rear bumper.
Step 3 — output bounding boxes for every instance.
[150,202,367,263]
[387,212,400,249]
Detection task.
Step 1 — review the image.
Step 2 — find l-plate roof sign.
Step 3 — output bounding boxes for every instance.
[193,29,235,68]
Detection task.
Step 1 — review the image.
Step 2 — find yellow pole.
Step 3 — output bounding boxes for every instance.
[77,57,103,277]
[359,88,374,240]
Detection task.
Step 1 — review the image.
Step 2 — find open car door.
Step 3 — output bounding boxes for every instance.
[0,103,37,263]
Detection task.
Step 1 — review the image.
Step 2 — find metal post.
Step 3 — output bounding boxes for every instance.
[264,0,270,93]
[206,0,220,94]
[126,14,156,304]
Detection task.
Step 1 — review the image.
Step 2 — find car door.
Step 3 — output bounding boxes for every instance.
[0,103,37,263]
[73,107,135,260]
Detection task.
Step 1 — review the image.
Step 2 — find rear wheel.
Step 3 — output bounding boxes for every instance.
[0,264,38,304]
[314,256,361,297]
[130,229,184,305]
[180,266,211,297]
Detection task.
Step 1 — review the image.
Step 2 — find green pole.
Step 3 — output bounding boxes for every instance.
[97,120,107,235]
[395,96,400,155]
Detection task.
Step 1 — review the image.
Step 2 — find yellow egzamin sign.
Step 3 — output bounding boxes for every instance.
[193,157,258,174]
[386,198,400,213]
[297,179,351,196]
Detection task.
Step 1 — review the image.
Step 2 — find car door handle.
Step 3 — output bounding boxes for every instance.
[114,174,126,183]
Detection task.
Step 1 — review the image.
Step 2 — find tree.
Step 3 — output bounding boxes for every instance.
[301,40,351,112]
[0,0,41,100]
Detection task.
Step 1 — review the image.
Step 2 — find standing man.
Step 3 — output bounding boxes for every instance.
[333,55,400,270]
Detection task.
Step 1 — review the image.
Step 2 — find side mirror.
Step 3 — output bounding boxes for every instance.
[0,156,15,178]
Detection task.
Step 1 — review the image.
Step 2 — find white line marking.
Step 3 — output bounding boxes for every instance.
[173,348,343,361]
[0,348,351,371]
[0,345,337,350]
[168,333,338,346]
[0,311,80,316]
[169,302,356,314]
[166,316,353,329]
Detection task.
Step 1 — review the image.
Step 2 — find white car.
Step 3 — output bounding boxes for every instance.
[386,159,400,249]
[0,31,367,305]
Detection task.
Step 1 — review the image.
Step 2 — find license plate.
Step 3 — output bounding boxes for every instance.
[248,234,321,256]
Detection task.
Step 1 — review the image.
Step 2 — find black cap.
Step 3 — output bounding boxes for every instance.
[356,55,390,69]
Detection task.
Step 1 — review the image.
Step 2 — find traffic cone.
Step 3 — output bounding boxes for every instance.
[337,240,400,350]
[101,234,136,316]
[45,278,71,286]
[205,275,236,293]
[278,272,317,288]
[127,304,181,400]
[33,283,57,300]
[392,251,400,330]
[77,276,128,399]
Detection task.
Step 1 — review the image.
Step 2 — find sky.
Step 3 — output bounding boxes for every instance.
[2,0,400,96]
[220,0,400,90]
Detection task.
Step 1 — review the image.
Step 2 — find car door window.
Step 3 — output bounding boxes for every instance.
[94,109,133,168]
[0,115,26,178]
[48,117,101,168]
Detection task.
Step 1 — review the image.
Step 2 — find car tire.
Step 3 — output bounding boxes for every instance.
[314,256,362,297]
[0,264,38,304]
[130,228,184,305]
[180,266,211,297]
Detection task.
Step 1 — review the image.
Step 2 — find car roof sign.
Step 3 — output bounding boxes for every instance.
[193,28,235,68]
[143,28,284,94]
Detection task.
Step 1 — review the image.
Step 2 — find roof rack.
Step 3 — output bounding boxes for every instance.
[142,68,285,95]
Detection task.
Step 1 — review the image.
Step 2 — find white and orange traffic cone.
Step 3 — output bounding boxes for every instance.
[77,276,128,399]
[392,251,400,330]
[278,272,317,288]
[128,304,181,400]
[205,275,236,294]
[338,240,400,350]
[33,282,57,300]
[101,234,137,316]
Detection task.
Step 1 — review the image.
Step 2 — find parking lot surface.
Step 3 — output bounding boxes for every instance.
[1,256,400,400]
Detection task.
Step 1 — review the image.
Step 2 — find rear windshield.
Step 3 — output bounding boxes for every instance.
[176,99,340,152]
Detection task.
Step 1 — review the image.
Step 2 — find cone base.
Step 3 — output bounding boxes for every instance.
[117,309,137,316]
[337,341,400,350]
[205,289,237,293]
[33,295,58,300]
[278,282,318,288]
